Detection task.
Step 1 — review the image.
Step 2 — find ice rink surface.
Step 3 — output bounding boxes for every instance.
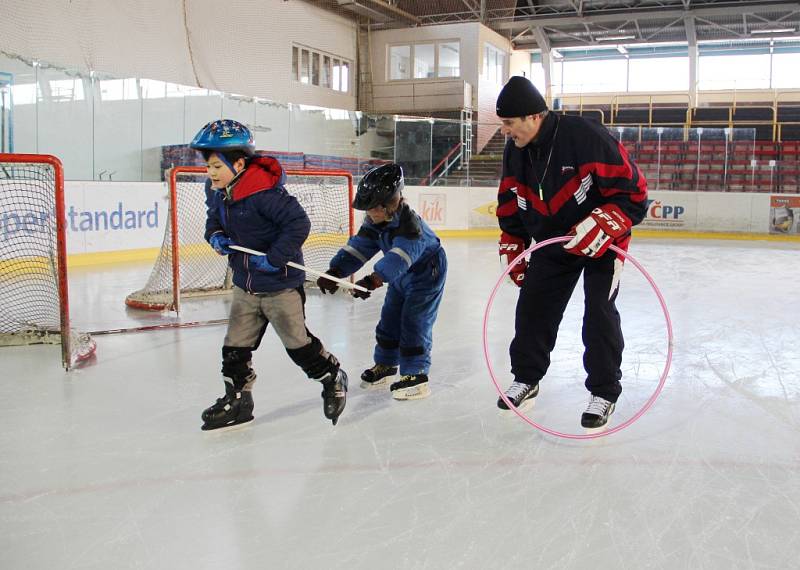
[2,236,799,569]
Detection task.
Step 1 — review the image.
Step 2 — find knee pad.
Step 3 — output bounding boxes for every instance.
[400,345,425,357]
[222,346,254,386]
[376,335,399,350]
[286,334,339,381]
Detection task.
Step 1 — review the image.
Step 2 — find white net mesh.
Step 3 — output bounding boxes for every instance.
[125,167,354,311]
[0,154,96,369]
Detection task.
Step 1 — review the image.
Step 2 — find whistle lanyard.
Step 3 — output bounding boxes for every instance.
[529,117,559,202]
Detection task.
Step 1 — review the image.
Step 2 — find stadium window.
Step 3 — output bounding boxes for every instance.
[99,78,138,101]
[292,45,351,93]
[322,55,331,88]
[333,59,341,91]
[561,59,627,93]
[300,50,310,84]
[484,43,506,84]
[48,78,85,102]
[141,79,166,99]
[770,51,800,88]
[10,83,38,105]
[414,43,435,79]
[339,61,350,93]
[698,53,770,90]
[438,42,460,78]
[390,45,411,80]
[389,41,461,81]
[629,57,689,91]
[312,52,320,86]
[530,61,546,92]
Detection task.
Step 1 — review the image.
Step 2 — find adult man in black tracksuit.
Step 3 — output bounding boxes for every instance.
[494,76,648,428]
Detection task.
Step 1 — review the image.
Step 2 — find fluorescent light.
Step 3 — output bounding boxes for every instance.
[752,28,795,34]
[597,35,635,42]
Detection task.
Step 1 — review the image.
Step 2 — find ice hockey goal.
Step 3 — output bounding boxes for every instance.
[125,166,355,311]
[0,153,96,369]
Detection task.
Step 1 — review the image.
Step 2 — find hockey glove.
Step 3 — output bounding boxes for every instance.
[499,231,528,287]
[249,254,281,274]
[209,234,236,255]
[564,204,632,258]
[352,273,383,300]
[317,267,343,294]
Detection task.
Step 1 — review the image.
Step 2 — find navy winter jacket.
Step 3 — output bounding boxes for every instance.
[204,155,310,293]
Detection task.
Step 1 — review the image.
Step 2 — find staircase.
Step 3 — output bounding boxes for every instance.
[437,128,505,186]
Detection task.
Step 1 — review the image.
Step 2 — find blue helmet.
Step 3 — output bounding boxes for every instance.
[189,119,255,156]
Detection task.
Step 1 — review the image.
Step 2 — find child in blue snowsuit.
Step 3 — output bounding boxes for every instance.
[317,164,447,400]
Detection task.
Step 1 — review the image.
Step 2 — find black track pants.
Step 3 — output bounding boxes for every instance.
[509,244,624,402]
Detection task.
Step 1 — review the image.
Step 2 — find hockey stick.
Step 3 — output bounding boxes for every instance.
[228,245,369,293]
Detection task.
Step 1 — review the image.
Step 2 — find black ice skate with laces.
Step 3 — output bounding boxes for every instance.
[360,364,398,389]
[390,374,430,400]
[497,381,539,411]
[581,395,615,428]
[201,382,254,431]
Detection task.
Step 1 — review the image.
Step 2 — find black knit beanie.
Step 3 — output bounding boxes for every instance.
[496,76,547,118]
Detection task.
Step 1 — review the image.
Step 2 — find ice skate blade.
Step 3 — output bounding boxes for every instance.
[360,377,392,390]
[201,417,254,433]
[497,398,535,415]
[391,384,431,400]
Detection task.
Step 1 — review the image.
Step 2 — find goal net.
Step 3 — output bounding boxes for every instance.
[125,167,355,312]
[0,153,96,369]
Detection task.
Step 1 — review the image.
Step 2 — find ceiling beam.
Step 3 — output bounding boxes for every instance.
[492,2,800,33]
[359,0,422,25]
[532,25,551,52]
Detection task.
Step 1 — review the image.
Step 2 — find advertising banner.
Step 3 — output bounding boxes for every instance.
[769,195,800,235]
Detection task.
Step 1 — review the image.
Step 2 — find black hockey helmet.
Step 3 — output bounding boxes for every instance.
[353,164,404,211]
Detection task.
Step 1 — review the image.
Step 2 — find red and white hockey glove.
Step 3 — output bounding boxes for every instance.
[564,204,632,258]
[499,231,528,287]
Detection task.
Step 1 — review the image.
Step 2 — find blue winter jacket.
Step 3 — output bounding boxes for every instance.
[204,155,309,293]
[329,202,442,284]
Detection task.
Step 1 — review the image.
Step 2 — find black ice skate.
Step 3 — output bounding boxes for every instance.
[497,381,539,411]
[360,364,398,389]
[201,383,254,431]
[581,396,615,428]
[390,374,430,400]
[321,368,348,425]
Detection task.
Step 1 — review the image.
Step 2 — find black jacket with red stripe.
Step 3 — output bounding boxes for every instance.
[497,113,647,248]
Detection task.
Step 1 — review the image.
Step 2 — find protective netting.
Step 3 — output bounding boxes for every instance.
[0,0,357,101]
[0,155,96,369]
[125,167,354,311]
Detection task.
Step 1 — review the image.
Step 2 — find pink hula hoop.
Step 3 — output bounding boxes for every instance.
[483,235,673,439]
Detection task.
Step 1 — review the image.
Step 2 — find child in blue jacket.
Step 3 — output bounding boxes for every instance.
[317,164,447,400]
[191,119,348,430]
